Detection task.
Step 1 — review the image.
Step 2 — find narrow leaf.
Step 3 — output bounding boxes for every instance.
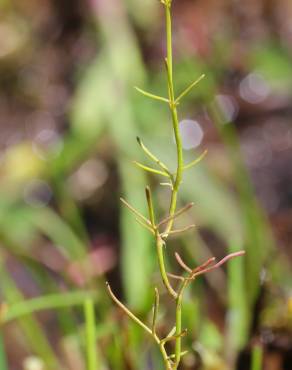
[120,197,151,225]
[136,137,172,177]
[134,86,169,103]
[175,74,205,104]
[183,150,208,170]
[133,161,169,178]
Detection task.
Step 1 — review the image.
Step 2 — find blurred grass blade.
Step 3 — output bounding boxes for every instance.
[0,334,8,370]
[0,264,61,369]
[92,0,155,310]
[3,291,98,323]
[209,102,276,305]
[251,343,263,370]
[84,298,99,370]
[29,207,86,260]
[226,243,249,362]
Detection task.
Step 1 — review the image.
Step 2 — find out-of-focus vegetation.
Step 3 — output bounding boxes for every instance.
[0,0,291,369]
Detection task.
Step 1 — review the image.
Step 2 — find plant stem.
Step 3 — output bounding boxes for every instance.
[174,279,188,369]
[154,0,184,304]
[156,234,177,299]
[84,298,98,370]
[174,295,182,368]
[251,343,263,370]
[106,282,172,369]
[164,3,185,368]
[0,334,8,370]
[164,3,184,236]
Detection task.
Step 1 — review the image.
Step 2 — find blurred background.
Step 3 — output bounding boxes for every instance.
[0,0,292,369]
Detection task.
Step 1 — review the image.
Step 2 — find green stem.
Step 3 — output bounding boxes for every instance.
[107,282,172,369]
[166,3,173,86]
[174,280,188,368]
[0,334,8,370]
[164,4,184,236]
[156,337,173,370]
[156,235,177,299]
[164,3,185,368]
[251,343,263,370]
[155,2,184,303]
[174,295,182,368]
[84,298,98,370]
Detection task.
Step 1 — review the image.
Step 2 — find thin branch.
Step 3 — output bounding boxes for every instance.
[134,86,169,104]
[133,161,170,178]
[175,74,205,104]
[174,253,192,273]
[191,251,245,279]
[134,217,155,234]
[192,257,215,274]
[120,197,151,225]
[183,150,208,170]
[152,288,160,335]
[167,272,185,281]
[161,329,187,344]
[106,282,152,336]
[167,351,188,360]
[166,224,195,237]
[157,203,194,228]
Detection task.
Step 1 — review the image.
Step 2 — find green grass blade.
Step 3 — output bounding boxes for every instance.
[251,344,263,370]
[0,334,8,370]
[29,207,86,260]
[0,265,61,369]
[226,243,249,358]
[3,291,98,323]
[84,298,98,370]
